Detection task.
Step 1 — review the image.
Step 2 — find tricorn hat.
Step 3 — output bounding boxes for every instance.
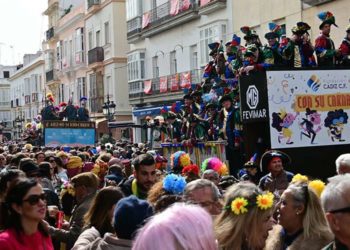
[260,150,291,172]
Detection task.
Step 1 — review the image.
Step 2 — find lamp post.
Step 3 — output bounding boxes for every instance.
[102,95,116,141]
[14,116,24,141]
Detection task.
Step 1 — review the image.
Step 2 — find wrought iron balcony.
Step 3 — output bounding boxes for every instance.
[129,69,202,104]
[198,0,227,15]
[142,0,199,37]
[87,0,100,9]
[88,47,104,65]
[46,70,54,82]
[46,27,55,41]
[127,16,142,37]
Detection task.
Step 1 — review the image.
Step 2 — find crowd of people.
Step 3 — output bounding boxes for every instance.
[0,10,350,250]
[0,141,349,250]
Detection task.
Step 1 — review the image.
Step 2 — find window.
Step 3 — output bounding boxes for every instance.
[128,81,142,94]
[88,31,93,50]
[152,56,159,78]
[57,41,63,70]
[127,51,145,82]
[45,51,54,71]
[200,22,227,65]
[77,77,86,99]
[104,22,110,44]
[3,71,9,78]
[126,0,141,20]
[190,45,198,70]
[75,28,84,64]
[170,51,177,74]
[96,30,100,47]
[89,73,104,113]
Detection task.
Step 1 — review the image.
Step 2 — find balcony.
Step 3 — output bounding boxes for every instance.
[46,27,55,41]
[46,69,59,84]
[87,0,101,14]
[88,47,104,67]
[127,16,142,42]
[198,0,227,15]
[301,0,333,7]
[142,0,199,38]
[129,69,202,105]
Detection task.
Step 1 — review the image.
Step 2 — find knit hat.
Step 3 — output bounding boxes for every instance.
[113,195,153,240]
[318,11,338,30]
[66,156,83,178]
[71,172,99,189]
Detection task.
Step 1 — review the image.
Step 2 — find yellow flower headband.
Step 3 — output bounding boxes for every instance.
[225,192,275,215]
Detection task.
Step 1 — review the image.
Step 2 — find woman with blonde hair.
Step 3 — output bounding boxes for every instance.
[265,181,333,249]
[215,182,275,250]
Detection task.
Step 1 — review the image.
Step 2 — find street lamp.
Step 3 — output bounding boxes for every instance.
[102,95,116,141]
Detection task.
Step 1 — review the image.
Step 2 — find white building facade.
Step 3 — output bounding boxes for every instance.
[9,54,46,140]
[85,0,131,139]
[126,0,233,142]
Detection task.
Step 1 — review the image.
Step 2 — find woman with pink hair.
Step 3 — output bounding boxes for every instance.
[132,203,218,250]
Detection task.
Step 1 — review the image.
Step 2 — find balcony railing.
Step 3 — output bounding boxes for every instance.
[129,69,202,100]
[198,0,226,15]
[142,0,198,34]
[88,0,101,9]
[88,47,104,65]
[46,27,55,41]
[46,70,54,82]
[127,16,142,37]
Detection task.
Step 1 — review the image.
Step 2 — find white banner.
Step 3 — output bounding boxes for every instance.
[267,69,350,149]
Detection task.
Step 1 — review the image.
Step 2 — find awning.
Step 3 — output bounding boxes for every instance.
[108,121,142,128]
[94,118,107,126]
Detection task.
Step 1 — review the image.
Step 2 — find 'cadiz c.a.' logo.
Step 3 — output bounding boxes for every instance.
[246,85,259,109]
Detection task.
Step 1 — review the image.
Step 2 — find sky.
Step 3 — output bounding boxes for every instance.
[0,0,48,65]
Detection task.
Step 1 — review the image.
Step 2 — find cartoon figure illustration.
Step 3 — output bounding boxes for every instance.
[324,109,348,142]
[272,109,299,144]
[299,108,322,144]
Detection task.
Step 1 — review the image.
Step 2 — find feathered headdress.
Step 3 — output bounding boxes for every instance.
[318,11,338,29]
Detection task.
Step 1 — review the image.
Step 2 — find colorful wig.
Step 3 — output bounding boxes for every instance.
[170,151,191,174]
[201,157,228,176]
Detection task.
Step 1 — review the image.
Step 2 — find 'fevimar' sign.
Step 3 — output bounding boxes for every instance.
[239,71,269,123]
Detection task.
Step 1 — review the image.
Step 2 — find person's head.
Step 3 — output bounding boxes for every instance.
[260,150,290,176]
[46,155,57,169]
[268,157,283,173]
[19,158,40,179]
[114,195,153,240]
[71,172,99,203]
[133,153,156,192]
[335,153,350,174]
[321,23,331,35]
[34,152,45,164]
[202,169,220,186]
[0,153,6,166]
[215,182,274,250]
[222,99,232,111]
[0,178,48,235]
[84,186,124,236]
[133,203,218,250]
[0,169,25,201]
[38,162,53,180]
[183,95,193,107]
[53,156,64,168]
[278,182,331,239]
[321,174,350,245]
[184,179,221,215]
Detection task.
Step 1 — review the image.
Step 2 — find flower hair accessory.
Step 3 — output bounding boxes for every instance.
[225,192,275,215]
[291,173,325,198]
[163,174,187,195]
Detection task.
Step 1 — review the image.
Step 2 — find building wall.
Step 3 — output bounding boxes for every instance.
[9,56,46,124]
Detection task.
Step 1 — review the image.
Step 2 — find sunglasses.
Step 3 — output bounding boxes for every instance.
[49,160,55,163]
[329,206,350,214]
[23,193,47,205]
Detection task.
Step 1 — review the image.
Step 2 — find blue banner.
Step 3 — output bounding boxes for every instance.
[44,128,95,147]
